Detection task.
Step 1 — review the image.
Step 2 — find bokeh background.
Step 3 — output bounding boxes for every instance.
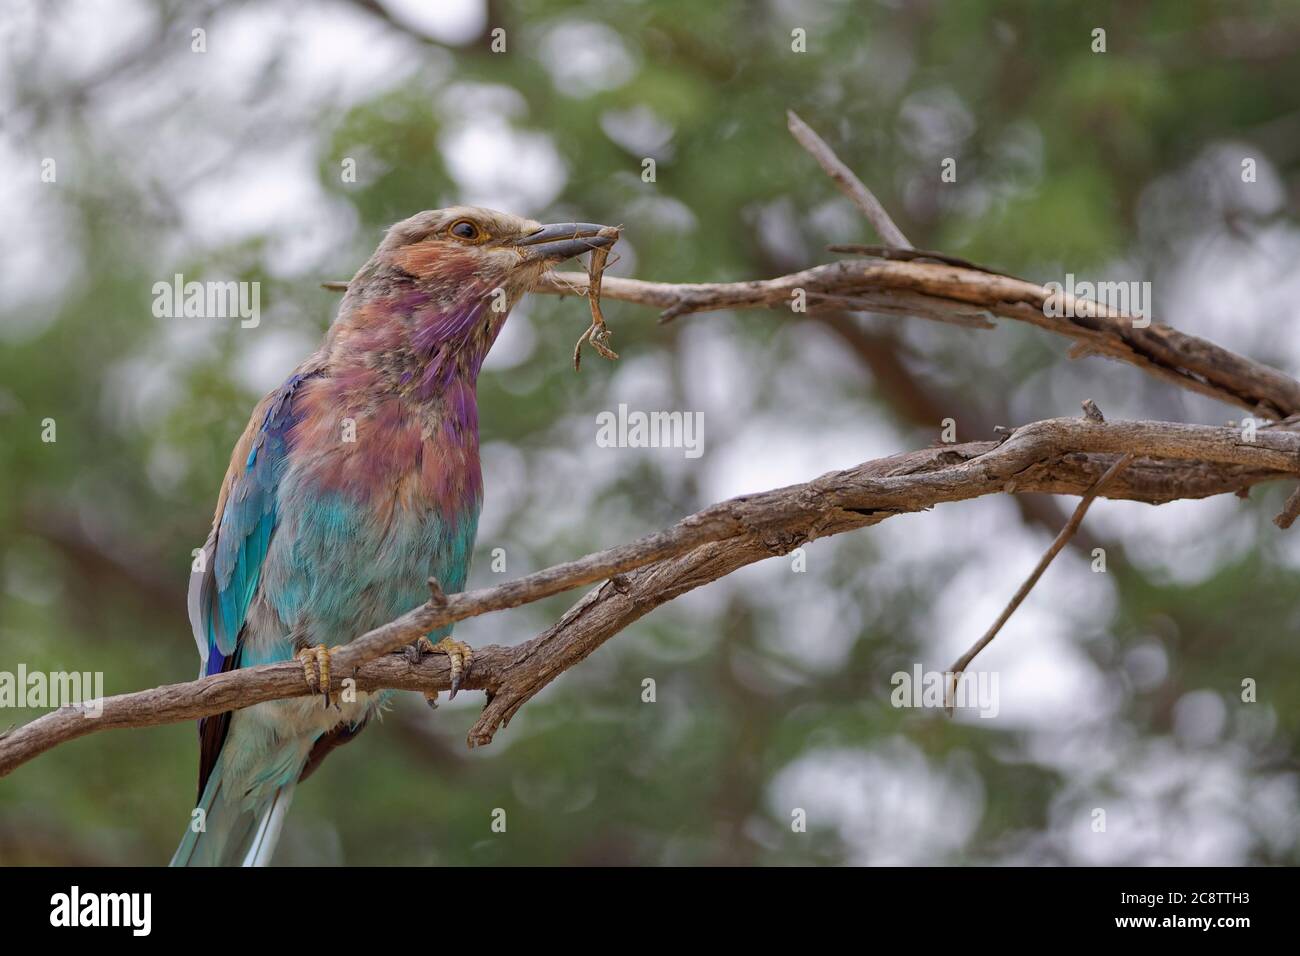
[3,0,1300,865]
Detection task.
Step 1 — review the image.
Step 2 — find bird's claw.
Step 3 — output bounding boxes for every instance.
[296,644,333,709]
[417,635,474,701]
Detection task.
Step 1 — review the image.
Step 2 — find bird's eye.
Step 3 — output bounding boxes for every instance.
[449,220,482,242]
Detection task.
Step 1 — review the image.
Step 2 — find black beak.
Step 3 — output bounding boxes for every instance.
[515,222,616,262]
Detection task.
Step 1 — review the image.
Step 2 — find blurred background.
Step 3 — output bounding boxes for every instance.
[3,0,1300,865]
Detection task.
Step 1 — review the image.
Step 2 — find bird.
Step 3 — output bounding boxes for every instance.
[170,207,615,866]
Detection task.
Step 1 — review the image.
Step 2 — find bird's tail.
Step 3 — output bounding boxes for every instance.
[170,755,300,867]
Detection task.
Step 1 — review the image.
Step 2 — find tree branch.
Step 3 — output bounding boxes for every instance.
[785,110,914,249]
[530,260,1300,418]
[3,416,1296,773]
[776,120,1100,555]
[530,109,1300,415]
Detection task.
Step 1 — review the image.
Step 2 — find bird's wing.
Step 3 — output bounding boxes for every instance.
[190,370,314,672]
[188,367,318,798]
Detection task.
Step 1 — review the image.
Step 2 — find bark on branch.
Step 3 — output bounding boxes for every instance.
[3,416,1295,774]
[532,261,1300,418]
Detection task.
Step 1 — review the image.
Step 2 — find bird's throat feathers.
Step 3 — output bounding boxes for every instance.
[334,270,509,389]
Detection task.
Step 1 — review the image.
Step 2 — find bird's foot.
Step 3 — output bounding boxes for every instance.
[416,635,474,702]
[296,644,334,709]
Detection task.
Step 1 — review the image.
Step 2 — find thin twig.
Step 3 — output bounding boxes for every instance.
[786,109,913,249]
[943,453,1135,715]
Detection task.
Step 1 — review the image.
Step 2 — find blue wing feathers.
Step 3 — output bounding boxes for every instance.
[194,372,310,670]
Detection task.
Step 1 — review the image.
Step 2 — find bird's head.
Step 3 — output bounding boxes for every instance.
[351,205,613,309]
[334,206,614,386]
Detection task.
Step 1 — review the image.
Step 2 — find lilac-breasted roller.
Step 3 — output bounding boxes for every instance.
[171,208,615,866]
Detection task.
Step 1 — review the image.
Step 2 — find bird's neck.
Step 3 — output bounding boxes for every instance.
[329,283,507,400]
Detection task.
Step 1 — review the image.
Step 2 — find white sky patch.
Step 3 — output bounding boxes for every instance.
[1139,140,1286,233]
[504,439,634,547]
[79,3,431,271]
[1172,689,1228,747]
[750,196,813,266]
[0,139,81,331]
[621,195,698,234]
[473,440,530,545]
[698,315,906,500]
[482,304,539,372]
[762,579,865,673]
[677,318,760,439]
[440,120,568,212]
[535,20,636,97]
[276,3,432,106]
[603,350,680,412]
[233,326,320,396]
[988,119,1046,197]
[897,86,976,161]
[600,105,675,158]
[191,6,304,102]
[704,412,898,501]
[154,304,224,363]
[186,3,432,108]
[374,0,487,45]
[769,740,984,865]
[438,82,530,122]
[5,0,1296,868]
[1088,494,1257,587]
[1158,223,1300,372]
[178,138,353,275]
[146,440,191,495]
[794,318,891,392]
[13,0,156,90]
[1268,517,1300,573]
[1123,640,1169,691]
[103,308,314,429]
[807,197,869,244]
[1050,740,1293,865]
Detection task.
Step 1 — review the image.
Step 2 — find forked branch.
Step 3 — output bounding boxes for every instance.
[2,416,1297,774]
